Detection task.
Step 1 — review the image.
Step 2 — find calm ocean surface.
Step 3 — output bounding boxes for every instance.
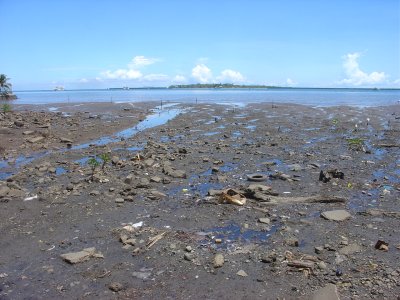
[9,88,400,107]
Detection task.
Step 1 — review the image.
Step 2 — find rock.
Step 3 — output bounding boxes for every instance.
[185,246,193,252]
[89,190,100,196]
[0,186,10,198]
[60,137,73,143]
[321,210,351,221]
[115,198,125,203]
[109,282,124,292]
[288,164,302,171]
[261,252,276,263]
[136,178,150,188]
[286,238,299,247]
[111,156,120,165]
[22,130,35,135]
[317,261,327,270]
[184,253,194,261]
[14,121,24,127]
[132,271,151,280]
[236,270,248,277]
[163,166,187,178]
[124,174,134,184]
[150,176,162,183]
[258,217,271,224]
[339,244,362,255]
[28,136,45,143]
[143,158,154,167]
[314,246,324,254]
[311,283,340,300]
[375,240,389,251]
[148,190,167,200]
[60,247,103,264]
[213,253,224,268]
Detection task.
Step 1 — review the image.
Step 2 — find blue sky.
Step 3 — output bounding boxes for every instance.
[1,0,399,90]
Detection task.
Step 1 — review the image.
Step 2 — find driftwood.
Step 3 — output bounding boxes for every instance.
[360,209,400,218]
[146,232,167,249]
[258,195,346,205]
[376,144,400,148]
[287,260,315,269]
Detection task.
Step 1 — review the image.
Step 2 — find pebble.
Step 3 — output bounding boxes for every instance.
[115,198,125,203]
[109,282,123,292]
[236,270,248,277]
[213,253,224,268]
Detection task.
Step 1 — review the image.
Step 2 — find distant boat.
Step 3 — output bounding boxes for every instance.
[54,86,65,91]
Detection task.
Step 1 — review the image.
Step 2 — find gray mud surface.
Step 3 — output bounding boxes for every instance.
[0,101,399,299]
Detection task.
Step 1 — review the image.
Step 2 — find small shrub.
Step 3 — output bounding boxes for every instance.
[1,103,11,113]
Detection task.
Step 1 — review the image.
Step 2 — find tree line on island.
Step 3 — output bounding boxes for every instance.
[168,83,279,89]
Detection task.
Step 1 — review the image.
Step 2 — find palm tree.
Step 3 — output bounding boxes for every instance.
[0,74,13,98]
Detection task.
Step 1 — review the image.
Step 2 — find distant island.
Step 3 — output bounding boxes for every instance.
[168,83,278,89]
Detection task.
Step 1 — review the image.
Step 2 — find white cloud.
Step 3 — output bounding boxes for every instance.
[129,55,159,68]
[393,78,400,86]
[192,64,213,83]
[79,78,89,83]
[99,55,160,81]
[101,69,142,80]
[340,52,386,86]
[172,75,187,83]
[217,69,245,83]
[285,78,297,86]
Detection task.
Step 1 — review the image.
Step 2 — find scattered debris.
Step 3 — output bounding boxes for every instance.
[375,240,389,251]
[219,188,246,206]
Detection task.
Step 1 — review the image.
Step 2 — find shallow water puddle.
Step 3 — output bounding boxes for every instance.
[200,222,280,250]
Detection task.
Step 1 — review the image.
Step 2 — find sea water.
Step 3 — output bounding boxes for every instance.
[8,88,400,107]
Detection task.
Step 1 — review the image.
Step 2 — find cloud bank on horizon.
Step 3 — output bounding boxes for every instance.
[80,53,398,88]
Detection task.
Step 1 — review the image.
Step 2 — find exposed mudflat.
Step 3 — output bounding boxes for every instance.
[0,101,399,299]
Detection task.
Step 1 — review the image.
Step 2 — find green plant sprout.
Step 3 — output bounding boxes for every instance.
[99,152,111,170]
[88,157,100,181]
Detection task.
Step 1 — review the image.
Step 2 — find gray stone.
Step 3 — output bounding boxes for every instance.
[321,210,351,221]
[184,253,194,261]
[14,121,24,127]
[61,247,103,264]
[312,284,340,300]
[339,244,362,255]
[150,176,162,183]
[115,198,125,203]
[109,282,123,292]
[22,130,35,135]
[258,217,271,224]
[132,271,151,280]
[213,253,224,268]
[163,166,187,178]
[314,246,324,254]
[236,270,248,277]
[136,178,150,188]
[60,137,73,143]
[0,186,10,198]
[28,136,45,143]
[288,164,302,171]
